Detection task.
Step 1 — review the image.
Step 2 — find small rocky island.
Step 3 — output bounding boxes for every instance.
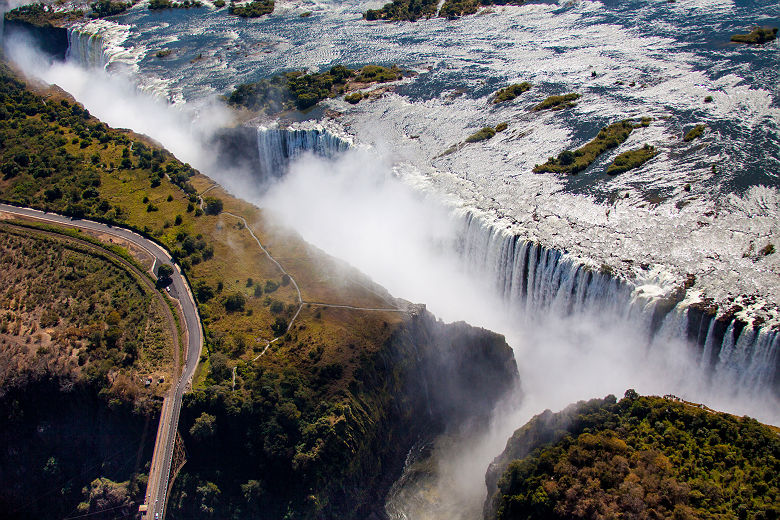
[730,26,778,44]
[225,64,403,113]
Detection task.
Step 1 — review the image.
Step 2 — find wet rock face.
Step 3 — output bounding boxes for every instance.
[387,309,520,430]
[3,20,69,60]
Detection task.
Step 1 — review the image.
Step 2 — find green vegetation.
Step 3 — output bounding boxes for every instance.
[0,60,521,520]
[731,26,778,44]
[214,0,226,6]
[439,0,524,18]
[466,126,497,143]
[606,144,658,175]
[0,224,175,403]
[759,243,775,256]
[533,92,581,111]
[684,124,706,142]
[3,3,85,26]
[203,196,223,215]
[228,0,274,17]
[364,0,439,21]
[487,392,780,520]
[300,10,312,17]
[0,223,174,518]
[364,0,525,20]
[149,0,204,9]
[493,82,532,104]
[495,122,508,132]
[534,119,644,174]
[345,91,363,104]
[226,64,402,112]
[90,0,131,17]
[704,95,714,103]
[155,49,173,58]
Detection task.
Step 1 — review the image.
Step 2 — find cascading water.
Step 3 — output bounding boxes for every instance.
[255,123,351,181]
[456,210,779,398]
[65,27,110,69]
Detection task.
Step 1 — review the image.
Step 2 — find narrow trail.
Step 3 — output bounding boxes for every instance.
[198,185,404,363]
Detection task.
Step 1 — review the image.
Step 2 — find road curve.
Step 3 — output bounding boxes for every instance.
[0,203,202,520]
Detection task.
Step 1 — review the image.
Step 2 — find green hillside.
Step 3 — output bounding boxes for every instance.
[486,392,779,520]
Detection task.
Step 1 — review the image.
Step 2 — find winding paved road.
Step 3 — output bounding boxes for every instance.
[0,203,202,520]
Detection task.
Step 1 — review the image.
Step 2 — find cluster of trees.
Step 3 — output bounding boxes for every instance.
[149,0,203,9]
[0,63,200,228]
[4,3,85,26]
[226,65,402,112]
[172,358,362,519]
[228,0,274,17]
[364,0,524,21]
[606,144,658,175]
[492,82,532,104]
[89,0,130,18]
[533,119,644,174]
[364,0,439,21]
[170,230,215,270]
[491,392,779,520]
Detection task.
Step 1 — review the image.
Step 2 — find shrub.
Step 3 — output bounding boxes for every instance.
[684,124,706,142]
[344,92,363,104]
[533,93,581,111]
[203,197,223,215]
[492,82,531,104]
[224,292,246,312]
[465,127,496,143]
[606,144,658,175]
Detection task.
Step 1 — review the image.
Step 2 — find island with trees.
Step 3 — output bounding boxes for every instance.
[228,0,274,17]
[492,82,532,104]
[533,92,581,111]
[364,0,526,21]
[730,26,778,44]
[606,144,658,175]
[533,118,650,174]
[226,64,404,112]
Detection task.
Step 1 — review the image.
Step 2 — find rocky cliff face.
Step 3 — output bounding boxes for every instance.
[0,374,154,520]
[2,19,69,60]
[172,306,519,520]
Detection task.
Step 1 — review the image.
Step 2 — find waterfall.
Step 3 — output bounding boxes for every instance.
[66,27,110,69]
[455,209,778,397]
[64,21,134,71]
[255,123,352,181]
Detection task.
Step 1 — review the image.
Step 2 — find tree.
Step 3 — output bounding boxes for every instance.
[271,316,288,335]
[203,197,223,215]
[224,292,246,312]
[195,281,214,302]
[157,264,174,287]
[190,412,217,440]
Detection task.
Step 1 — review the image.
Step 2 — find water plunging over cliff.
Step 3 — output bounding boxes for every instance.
[456,210,779,398]
[65,27,109,69]
[255,123,351,182]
